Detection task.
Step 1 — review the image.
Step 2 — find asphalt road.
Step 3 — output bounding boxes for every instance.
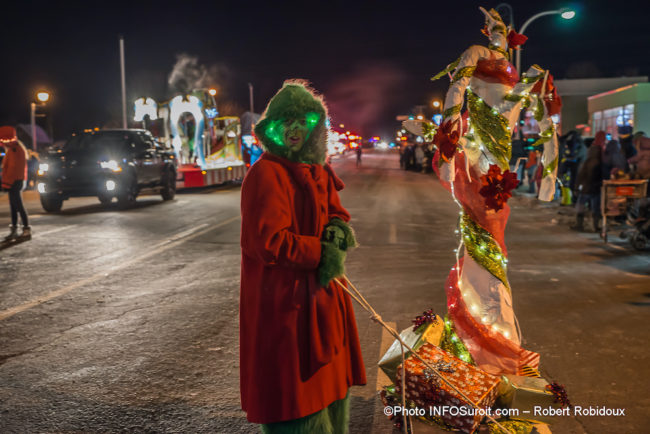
[1,149,648,433]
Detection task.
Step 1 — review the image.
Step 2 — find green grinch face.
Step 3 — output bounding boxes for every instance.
[283,118,309,152]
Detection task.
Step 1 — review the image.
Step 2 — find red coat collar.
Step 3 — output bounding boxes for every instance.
[259,152,345,191]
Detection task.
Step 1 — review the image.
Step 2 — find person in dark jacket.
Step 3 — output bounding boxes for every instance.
[559,130,585,194]
[618,125,637,166]
[572,131,604,231]
[602,138,627,180]
[1,126,31,240]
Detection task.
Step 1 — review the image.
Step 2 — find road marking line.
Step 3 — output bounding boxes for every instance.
[36,226,72,237]
[388,223,397,244]
[376,321,396,391]
[0,216,240,322]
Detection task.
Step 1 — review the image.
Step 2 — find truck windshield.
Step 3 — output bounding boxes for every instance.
[64,132,132,153]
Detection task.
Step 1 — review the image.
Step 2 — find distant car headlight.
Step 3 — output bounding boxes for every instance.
[37,163,49,176]
[100,160,122,172]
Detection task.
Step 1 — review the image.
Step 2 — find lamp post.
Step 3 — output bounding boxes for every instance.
[515,8,576,75]
[31,91,50,151]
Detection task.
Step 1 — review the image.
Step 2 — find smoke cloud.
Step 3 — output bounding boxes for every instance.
[325,62,408,135]
[167,53,230,95]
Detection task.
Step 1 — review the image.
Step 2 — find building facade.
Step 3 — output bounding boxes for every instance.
[588,83,650,138]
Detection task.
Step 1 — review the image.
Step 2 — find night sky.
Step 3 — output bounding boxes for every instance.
[2,0,649,141]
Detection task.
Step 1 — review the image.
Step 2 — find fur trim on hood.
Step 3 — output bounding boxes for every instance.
[254,80,328,165]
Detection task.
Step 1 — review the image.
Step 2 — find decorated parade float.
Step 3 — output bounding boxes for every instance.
[133,91,249,188]
[338,7,571,434]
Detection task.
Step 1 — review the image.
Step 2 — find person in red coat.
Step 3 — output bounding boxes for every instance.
[240,81,366,433]
[1,126,31,240]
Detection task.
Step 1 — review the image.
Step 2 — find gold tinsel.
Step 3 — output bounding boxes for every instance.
[531,124,555,148]
[467,89,511,170]
[488,44,509,60]
[443,104,462,119]
[534,97,545,122]
[488,419,546,434]
[431,56,462,81]
[461,214,510,292]
[452,66,477,84]
[543,156,559,179]
[421,122,438,142]
[440,315,476,365]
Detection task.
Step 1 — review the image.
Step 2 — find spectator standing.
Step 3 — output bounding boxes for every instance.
[414,143,424,172]
[618,125,637,166]
[1,126,31,241]
[572,131,604,232]
[355,145,362,167]
[602,137,627,180]
[525,148,539,193]
[559,130,586,194]
[629,133,650,180]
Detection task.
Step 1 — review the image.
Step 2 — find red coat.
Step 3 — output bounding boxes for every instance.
[240,152,366,424]
[1,141,27,189]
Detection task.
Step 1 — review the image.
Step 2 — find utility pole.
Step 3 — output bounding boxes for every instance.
[248,83,254,113]
[30,102,37,151]
[119,35,127,129]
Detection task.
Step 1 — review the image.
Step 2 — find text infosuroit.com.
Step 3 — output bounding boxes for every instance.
[383,405,626,418]
[383,405,519,418]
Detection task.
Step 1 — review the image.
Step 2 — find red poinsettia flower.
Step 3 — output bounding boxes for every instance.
[479,164,519,211]
[433,119,460,162]
[507,30,528,49]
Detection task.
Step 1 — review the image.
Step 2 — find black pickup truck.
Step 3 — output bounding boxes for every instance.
[36,129,177,212]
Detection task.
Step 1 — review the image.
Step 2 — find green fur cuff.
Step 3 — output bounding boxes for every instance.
[318,241,346,287]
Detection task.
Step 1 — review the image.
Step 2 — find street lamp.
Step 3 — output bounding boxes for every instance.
[515,8,576,74]
[31,91,50,151]
[432,100,441,109]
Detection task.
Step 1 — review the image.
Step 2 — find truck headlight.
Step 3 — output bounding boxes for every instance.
[37,183,47,193]
[106,180,116,191]
[100,160,122,172]
[37,163,49,176]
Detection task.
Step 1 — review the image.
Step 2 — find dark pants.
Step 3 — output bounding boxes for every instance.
[576,193,601,217]
[8,181,29,227]
[561,161,579,193]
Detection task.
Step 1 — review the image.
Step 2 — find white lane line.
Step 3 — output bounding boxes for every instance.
[388,223,397,244]
[0,216,240,322]
[36,226,72,237]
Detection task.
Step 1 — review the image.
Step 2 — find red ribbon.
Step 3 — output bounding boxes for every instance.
[507,30,528,49]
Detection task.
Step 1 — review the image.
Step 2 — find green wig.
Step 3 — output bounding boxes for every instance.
[254,80,328,164]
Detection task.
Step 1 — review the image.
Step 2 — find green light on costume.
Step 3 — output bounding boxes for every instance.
[305,112,320,129]
[265,119,285,146]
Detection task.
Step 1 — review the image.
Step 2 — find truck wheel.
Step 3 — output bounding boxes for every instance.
[40,194,63,213]
[117,177,137,209]
[161,170,176,201]
[98,194,113,206]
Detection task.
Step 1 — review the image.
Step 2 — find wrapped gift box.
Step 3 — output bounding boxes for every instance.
[396,343,500,434]
[378,317,444,383]
[495,375,563,424]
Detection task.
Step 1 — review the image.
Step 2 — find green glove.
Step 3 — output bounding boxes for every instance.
[322,218,357,251]
[317,241,346,287]
[317,219,358,287]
